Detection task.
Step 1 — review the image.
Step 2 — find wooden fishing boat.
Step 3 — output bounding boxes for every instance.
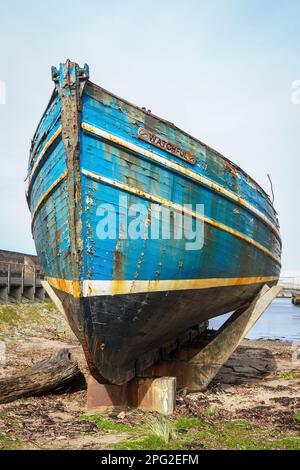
[26,60,281,385]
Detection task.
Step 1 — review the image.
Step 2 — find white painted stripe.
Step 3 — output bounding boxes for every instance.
[81,122,281,241]
[81,168,281,266]
[84,277,279,297]
[47,276,279,298]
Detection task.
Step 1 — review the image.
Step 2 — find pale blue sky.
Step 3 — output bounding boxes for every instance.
[0,0,299,274]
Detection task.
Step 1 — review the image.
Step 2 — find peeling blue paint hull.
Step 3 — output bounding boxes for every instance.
[26,61,281,384]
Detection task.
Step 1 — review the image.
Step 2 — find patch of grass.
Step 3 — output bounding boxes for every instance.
[0,432,21,450]
[0,306,20,326]
[0,412,10,423]
[0,304,51,329]
[145,415,176,444]
[222,420,255,431]
[114,433,186,450]
[20,304,52,324]
[225,437,258,450]
[277,370,300,380]
[80,415,131,433]
[113,415,300,451]
[261,437,300,450]
[41,301,59,312]
[214,420,300,450]
[231,436,300,450]
[207,405,217,417]
[174,417,204,430]
[294,411,300,423]
[0,412,21,427]
[0,301,73,341]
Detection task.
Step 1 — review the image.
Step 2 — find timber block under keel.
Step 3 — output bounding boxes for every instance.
[86,376,176,416]
[128,377,176,415]
[87,376,128,410]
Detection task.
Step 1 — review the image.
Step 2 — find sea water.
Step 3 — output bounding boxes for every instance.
[209,298,300,342]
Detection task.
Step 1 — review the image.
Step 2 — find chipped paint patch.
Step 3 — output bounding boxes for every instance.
[81,169,281,266]
[31,171,68,224]
[28,126,62,187]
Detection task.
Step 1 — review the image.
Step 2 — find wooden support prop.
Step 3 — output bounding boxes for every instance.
[87,376,128,411]
[0,348,84,404]
[41,280,65,315]
[145,284,282,392]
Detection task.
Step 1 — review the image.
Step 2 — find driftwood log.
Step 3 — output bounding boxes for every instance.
[0,348,85,404]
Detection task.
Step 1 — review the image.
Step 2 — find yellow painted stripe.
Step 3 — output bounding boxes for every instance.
[31,171,67,224]
[28,126,62,186]
[81,122,281,241]
[47,276,279,298]
[47,277,81,297]
[82,169,281,266]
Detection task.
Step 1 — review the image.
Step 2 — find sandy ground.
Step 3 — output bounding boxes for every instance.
[177,339,299,428]
[0,302,299,449]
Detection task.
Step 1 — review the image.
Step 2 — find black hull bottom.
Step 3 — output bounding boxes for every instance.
[53,280,277,384]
